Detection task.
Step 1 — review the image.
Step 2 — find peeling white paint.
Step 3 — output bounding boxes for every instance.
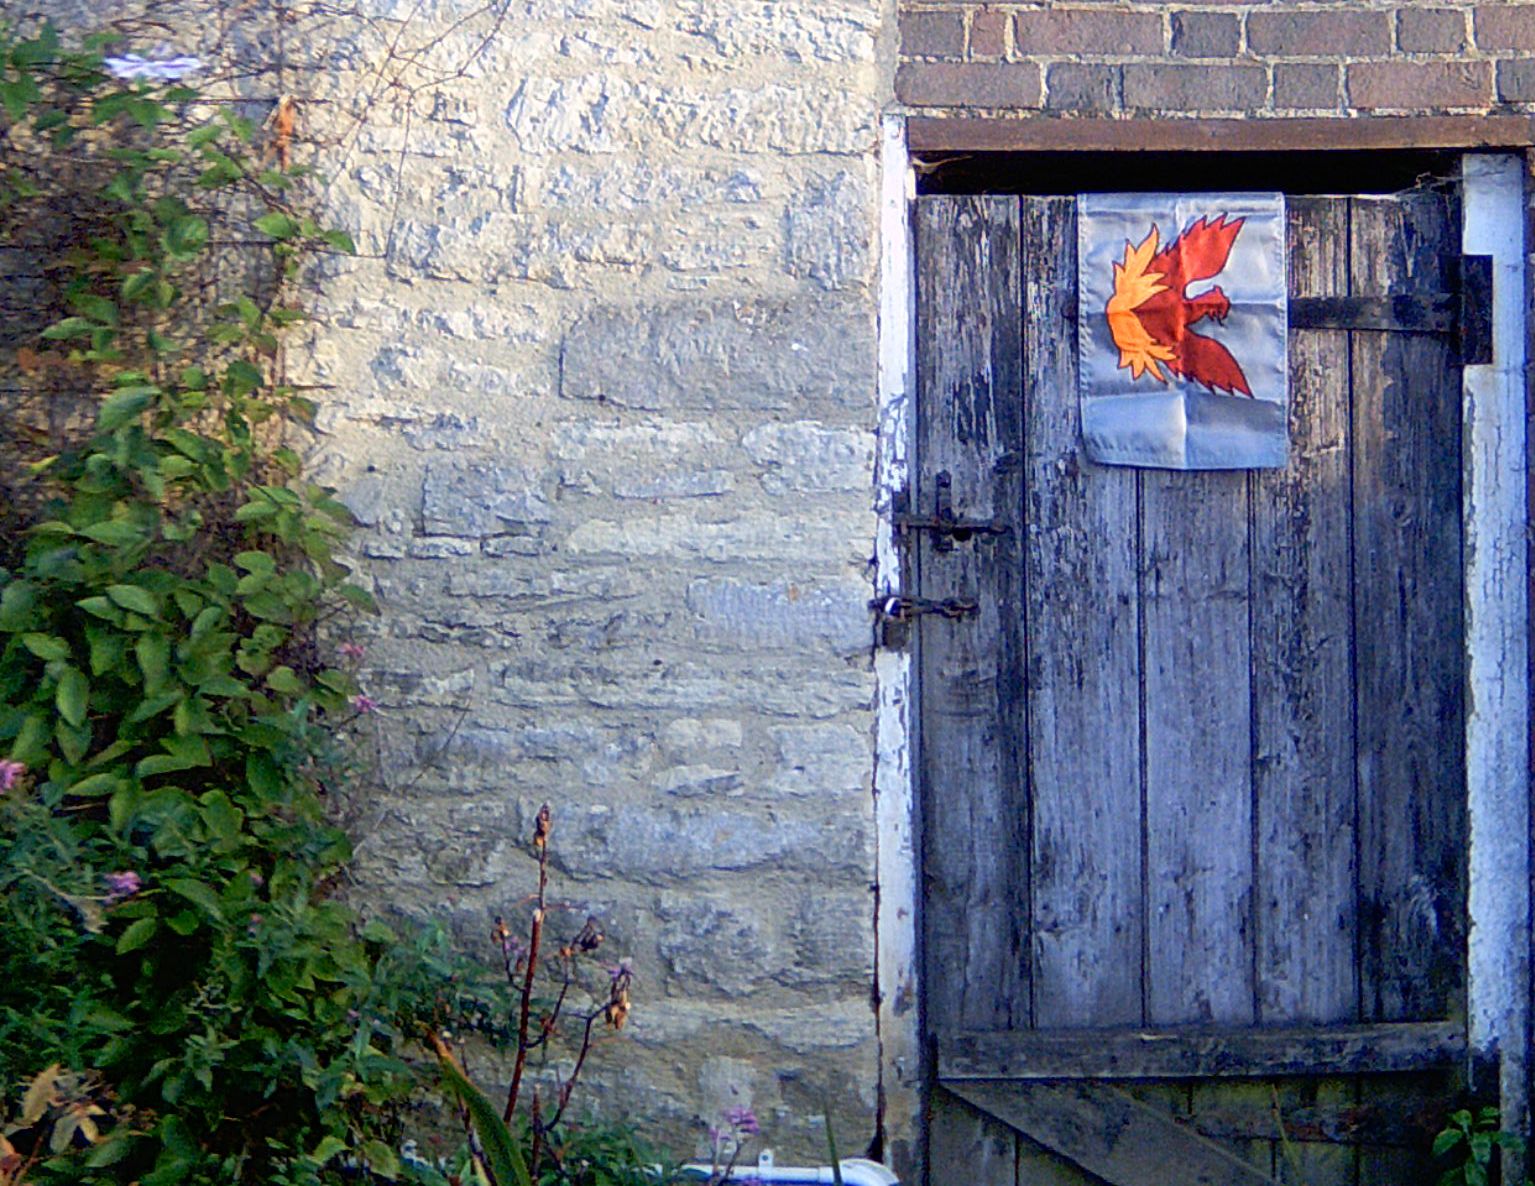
[873,112,922,1180]
[1462,152,1530,1133]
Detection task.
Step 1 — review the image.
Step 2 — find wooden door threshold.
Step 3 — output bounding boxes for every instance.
[939,1021,1467,1080]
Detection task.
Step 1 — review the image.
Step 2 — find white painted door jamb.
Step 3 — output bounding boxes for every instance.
[873,112,921,1180]
[1462,152,1531,1140]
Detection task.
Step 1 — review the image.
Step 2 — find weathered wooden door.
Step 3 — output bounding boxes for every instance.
[914,189,1471,1185]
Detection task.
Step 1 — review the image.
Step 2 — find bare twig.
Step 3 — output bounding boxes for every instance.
[503,802,551,1124]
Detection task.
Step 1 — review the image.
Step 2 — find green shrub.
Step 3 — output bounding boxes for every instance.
[0,22,466,1184]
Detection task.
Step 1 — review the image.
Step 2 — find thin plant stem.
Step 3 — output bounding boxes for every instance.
[504,803,551,1124]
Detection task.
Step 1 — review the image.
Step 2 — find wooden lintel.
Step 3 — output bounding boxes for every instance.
[947,1081,1281,1186]
[908,115,1535,155]
[938,1021,1467,1081]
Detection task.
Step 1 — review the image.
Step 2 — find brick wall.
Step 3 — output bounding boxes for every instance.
[897,1,1535,115]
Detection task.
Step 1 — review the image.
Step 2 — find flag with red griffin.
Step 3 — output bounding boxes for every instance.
[1078,193,1288,470]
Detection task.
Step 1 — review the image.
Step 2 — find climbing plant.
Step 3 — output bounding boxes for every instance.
[0,21,471,1185]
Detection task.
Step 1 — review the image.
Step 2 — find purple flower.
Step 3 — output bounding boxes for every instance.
[103,870,142,903]
[0,759,26,791]
[104,48,203,83]
[350,693,378,714]
[725,1106,759,1137]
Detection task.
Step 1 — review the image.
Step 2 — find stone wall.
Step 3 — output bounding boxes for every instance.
[897,0,1535,115]
[300,0,897,1162]
[22,0,898,1165]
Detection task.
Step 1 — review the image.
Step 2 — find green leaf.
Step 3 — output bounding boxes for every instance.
[321,229,357,254]
[136,633,171,690]
[199,790,243,843]
[1436,1129,1467,1158]
[165,878,223,922]
[21,633,70,661]
[12,714,49,764]
[437,1056,532,1186]
[56,666,89,727]
[73,293,119,325]
[80,520,148,547]
[0,75,40,121]
[41,316,94,340]
[66,772,119,797]
[254,211,300,240]
[107,584,160,617]
[265,666,304,695]
[225,359,263,395]
[78,597,121,623]
[97,387,154,432]
[56,719,90,765]
[362,1139,400,1180]
[234,550,277,575]
[165,214,209,258]
[310,1135,349,1165]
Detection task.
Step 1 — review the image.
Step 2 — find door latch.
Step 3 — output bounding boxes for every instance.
[892,472,1009,552]
[868,594,980,649]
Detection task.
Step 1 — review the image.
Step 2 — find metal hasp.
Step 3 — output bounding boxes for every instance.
[1288,253,1493,364]
[892,471,1010,552]
[870,593,980,649]
[878,470,1000,649]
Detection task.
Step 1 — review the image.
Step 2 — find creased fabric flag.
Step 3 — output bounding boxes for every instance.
[1077,192,1288,469]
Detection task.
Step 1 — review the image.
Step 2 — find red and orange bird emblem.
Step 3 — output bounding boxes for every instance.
[1105,214,1253,397]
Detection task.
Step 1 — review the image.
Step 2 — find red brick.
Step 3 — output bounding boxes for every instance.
[1247,9,1392,56]
[1397,7,1469,53]
[969,9,1010,58]
[1349,60,1492,109]
[1046,63,1120,111]
[1273,63,1340,110]
[1123,63,1267,111]
[895,61,1043,107]
[1497,58,1535,101]
[1476,5,1535,51]
[1171,11,1241,58]
[1012,8,1164,55]
[900,10,966,58]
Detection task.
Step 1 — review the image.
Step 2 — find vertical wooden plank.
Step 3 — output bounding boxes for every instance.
[1350,192,1467,1024]
[915,194,1029,1035]
[1141,463,1255,1023]
[1251,196,1359,1026]
[929,1089,1017,1186]
[1024,195,1144,1029]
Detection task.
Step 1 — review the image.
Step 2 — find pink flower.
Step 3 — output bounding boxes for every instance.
[350,693,377,714]
[725,1106,759,1137]
[337,642,366,662]
[0,759,25,790]
[104,871,142,903]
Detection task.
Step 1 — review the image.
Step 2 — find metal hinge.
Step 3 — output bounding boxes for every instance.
[1288,253,1492,365]
[892,471,1009,552]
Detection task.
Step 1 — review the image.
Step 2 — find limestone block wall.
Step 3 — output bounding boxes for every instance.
[22,0,898,1164]
[897,0,1535,116]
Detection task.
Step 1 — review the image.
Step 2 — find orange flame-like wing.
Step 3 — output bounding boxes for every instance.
[1134,214,1254,397]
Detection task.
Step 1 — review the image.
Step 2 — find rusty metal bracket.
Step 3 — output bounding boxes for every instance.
[1286,253,1492,365]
